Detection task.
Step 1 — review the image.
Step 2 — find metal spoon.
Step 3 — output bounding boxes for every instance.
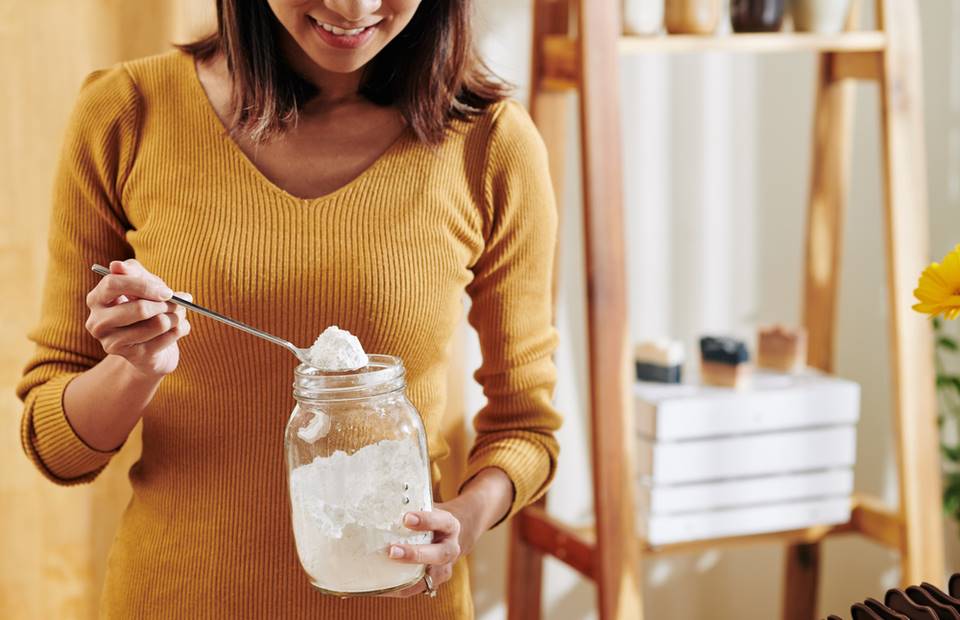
[91,264,313,365]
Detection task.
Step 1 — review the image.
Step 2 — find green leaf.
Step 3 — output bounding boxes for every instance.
[937,376,960,393]
[943,473,960,515]
[943,443,960,462]
[934,317,943,330]
[939,337,959,351]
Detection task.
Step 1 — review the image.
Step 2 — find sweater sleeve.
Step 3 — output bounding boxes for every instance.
[459,100,562,522]
[16,65,142,485]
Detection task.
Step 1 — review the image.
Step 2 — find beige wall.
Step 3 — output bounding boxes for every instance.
[0,3,213,617]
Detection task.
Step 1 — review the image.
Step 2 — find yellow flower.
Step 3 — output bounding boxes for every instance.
[914,243,960,320]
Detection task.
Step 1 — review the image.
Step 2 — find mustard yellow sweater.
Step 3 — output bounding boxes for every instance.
[17,50,560,619]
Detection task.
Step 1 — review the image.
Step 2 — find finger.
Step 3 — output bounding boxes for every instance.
[404,510,460,537]
[172,292,192,319]
[94,298,178,332]
[110,258,159,282]
[429,564,453,587]
[101,313,181,351]
[91,274,173,306]
[130,317,190,357]
[388,539,460,566]
[379,581,425,598]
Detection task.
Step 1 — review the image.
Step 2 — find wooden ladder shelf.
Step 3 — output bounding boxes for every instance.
[510,1,944,619]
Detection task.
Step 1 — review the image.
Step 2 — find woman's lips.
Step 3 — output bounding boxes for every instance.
[309,18,378,50]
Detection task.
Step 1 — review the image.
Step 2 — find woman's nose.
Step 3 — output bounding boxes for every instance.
[323,0,382,22]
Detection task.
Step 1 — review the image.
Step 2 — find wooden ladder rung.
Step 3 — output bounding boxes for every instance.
[518,494,903,572]
[848,493,904,550]
[517,506,597,579]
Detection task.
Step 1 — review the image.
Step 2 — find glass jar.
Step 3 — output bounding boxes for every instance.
[285,355,433,596]
[731,0,785,32]
[623,0,664,36]
[665,0,722,35]
[790,0,852,34]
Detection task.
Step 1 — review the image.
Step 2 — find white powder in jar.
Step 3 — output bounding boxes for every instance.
[289,438,432,594]
[306,325,369,372]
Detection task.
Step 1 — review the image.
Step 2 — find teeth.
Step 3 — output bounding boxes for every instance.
[318,22,366,36]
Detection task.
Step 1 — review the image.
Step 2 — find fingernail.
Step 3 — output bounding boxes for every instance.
[404,514,420,527]
[159,287,174,300]
[389,546,404,559]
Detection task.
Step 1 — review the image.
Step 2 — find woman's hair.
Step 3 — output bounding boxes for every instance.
[180,0,509,144]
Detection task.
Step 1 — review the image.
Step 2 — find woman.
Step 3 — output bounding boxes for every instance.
[16,0,561,617]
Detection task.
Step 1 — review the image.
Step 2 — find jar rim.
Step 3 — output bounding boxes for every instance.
[293,354,406,400]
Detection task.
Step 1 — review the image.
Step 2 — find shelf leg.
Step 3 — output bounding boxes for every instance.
[577,1,643,619]
[508,497,546,620]
[511,4,570,619]
[877,0,945,585]
[783,543,822,620]
[793,44,858,620]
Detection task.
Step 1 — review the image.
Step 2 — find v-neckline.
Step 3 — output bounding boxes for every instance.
[180,51,412,206]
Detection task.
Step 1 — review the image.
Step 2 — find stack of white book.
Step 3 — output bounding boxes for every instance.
[634,371,860,546]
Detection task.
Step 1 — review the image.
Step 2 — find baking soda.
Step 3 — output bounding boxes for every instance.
[289,438,432,593]
[306,325,368,371]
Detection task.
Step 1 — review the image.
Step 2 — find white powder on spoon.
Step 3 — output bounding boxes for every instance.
[306,325,369,372]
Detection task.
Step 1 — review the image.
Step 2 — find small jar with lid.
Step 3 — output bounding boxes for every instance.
[731,0,785,33]
[665,0,722,35]
[285,355,433,596]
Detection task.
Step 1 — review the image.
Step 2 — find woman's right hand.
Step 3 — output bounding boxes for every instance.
[85,259,191,378]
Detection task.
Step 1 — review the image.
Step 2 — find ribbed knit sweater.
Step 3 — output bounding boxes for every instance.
[16,50,560,619]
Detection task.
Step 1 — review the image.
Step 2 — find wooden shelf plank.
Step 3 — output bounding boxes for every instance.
[542,32,888,87]
[517,494,903,570]
[619,31,887,54]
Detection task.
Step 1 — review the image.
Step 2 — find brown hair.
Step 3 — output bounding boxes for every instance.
[180,0,509,144]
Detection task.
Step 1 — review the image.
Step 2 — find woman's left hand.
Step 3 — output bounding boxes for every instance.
[381,500,476,598]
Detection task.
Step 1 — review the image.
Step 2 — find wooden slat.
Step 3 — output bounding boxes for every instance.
[783,542,821,620]
[509,4,572,619]
[541,32,889,85]
[619,31,887,54]
[802,49,855,373]
[643,523,847,555]
[790,8,864,618]
[516,506,597,579]
[530,0,570,109]
[577,0,643,617]
[849,494,904,550]
[508,498,548,620]
[831,51,883,81]
[876,0,945,586]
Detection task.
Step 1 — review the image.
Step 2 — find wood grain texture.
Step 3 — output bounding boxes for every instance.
[876,0,946,585]
[789,4,863,616]
[576,0,643,618]
[783,543,821,620]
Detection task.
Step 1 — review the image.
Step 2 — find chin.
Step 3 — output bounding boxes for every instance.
[304,51,373,75]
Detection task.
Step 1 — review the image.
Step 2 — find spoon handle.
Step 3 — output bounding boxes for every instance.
[90,264,300,357]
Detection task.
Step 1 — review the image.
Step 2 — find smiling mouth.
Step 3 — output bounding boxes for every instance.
[309,15,380,35]
[307,15,380,50]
